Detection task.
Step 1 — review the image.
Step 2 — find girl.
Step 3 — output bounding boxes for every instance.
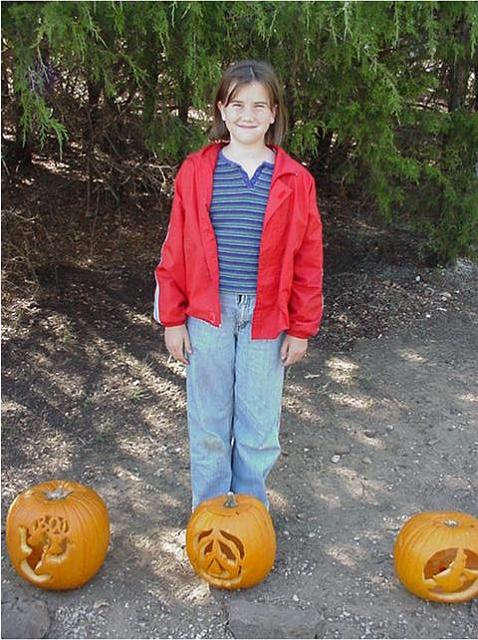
[154,59,323,510]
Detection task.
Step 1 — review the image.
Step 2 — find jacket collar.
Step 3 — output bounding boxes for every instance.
[194,142,298,184]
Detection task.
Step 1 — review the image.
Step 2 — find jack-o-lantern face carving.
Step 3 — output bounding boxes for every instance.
[6,480,110,590]
[195,528,245,586]
[186,492,276,589]
[18,515,73,585]
[394,512,478,603]
[424,547,478,596]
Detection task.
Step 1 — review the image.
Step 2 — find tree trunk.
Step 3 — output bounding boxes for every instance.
[310,127,334,179]
[12,102,33,169]
[447,17,470,112]
[177,75,191,124]
[142,28,159,127]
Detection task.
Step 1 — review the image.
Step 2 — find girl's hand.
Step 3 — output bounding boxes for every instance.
[164,325,193,364]
[280,335,308,367]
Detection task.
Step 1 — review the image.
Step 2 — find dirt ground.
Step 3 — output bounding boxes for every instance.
[2,155,478,639]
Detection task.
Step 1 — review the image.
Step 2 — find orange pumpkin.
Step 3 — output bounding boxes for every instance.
[186,492,276,589]
[394,511,478,603]
[6,479,110,590]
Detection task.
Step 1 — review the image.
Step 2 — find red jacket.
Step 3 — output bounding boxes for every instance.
[154,142,323,340]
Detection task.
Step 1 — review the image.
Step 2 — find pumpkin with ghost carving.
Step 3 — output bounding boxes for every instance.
[6,480,109,590]
[186,492,276,589]
[394,511,478,603]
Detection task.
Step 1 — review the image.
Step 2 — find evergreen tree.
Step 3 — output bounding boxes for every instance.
[2,1,477,262]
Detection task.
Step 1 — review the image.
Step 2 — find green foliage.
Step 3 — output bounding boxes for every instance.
[409,109,478,263]
[2,0,478,263]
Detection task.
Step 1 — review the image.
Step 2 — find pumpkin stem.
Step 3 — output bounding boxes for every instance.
[443,519,459,528]
[224,492,238,508]
[44,487,74,500]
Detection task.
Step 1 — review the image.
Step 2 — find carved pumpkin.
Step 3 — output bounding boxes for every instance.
[6,480,109,590]
[186,492,276,589]
[394,511,478,603]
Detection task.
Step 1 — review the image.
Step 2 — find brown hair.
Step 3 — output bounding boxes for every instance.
[208,59,288,146]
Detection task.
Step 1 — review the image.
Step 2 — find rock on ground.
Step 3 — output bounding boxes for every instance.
[227,598,324,638]
[1,588,50,639]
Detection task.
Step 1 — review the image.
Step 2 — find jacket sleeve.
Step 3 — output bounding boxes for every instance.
[287,177,324,339]
[153,163,189,327]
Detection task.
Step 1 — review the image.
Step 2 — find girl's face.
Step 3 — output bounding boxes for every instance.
[218,81,276,147]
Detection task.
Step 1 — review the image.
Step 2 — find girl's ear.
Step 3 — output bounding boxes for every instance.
[217,101,226,121]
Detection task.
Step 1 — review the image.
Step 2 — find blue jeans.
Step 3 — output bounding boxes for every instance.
[186,293,286,509]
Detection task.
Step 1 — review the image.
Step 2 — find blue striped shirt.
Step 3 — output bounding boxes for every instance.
[210,148,275,294]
